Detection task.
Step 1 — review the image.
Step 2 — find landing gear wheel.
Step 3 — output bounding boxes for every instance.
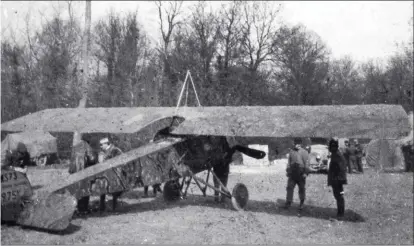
[163,180,181,202]
[231,183,249,211]
[36,155,47,167]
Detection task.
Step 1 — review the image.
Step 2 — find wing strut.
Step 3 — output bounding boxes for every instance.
[175,70,202,114]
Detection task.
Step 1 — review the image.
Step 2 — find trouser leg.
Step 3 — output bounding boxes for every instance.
[100,194,106,211]
[286,177,296,205]
[357,158,363,173]
[213,166,229,201]
[332,184,345,217]
[350,159,357,172]
[77,196,90,212]
[144,186,149,196]
[346,159,352,173]
[298,177,306,206]
[112,191,122,211]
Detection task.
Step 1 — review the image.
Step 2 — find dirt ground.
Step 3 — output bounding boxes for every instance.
[1,164,413,245]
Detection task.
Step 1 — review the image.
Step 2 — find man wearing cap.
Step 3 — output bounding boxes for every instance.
[328,137,348,219]
[283,138,310,212]
[98,137,123,212]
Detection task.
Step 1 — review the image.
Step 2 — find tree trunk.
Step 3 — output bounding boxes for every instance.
[73,0,91,146]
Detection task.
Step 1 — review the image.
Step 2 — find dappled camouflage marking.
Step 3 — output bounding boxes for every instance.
[37,138,184,199]
[2,105,409,139]
[16,192,77,231]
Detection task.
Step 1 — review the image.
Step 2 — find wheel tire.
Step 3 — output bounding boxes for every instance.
[163,180,181,202]
[36,156,47,167]
[231,183,249,211]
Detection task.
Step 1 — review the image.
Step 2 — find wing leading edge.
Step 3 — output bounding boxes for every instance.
[1,105,410,139]
[171,104,410,139]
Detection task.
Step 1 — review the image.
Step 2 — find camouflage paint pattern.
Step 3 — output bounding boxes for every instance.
[1,169,77,231]
[38,138,184,200]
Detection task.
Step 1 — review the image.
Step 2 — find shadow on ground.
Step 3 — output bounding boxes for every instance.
[2,222,81,235]
[81,191,365,223]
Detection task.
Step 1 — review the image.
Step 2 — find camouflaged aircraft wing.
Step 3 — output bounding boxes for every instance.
[0,107,178,134]
[1,105,410,139]
[171,104,410,140]
[37,137,184,199]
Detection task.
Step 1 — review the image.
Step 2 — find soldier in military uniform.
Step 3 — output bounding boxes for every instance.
[98,137,123,211]
[328,137,348,219]
[346,140,358,173]
[69,139,97,215]
[283,138,310,212]
[355,140,364,173]
[209,137,233,202]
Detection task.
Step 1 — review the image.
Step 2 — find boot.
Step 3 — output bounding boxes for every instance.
[337,200,345,219]
[143,186,149,198]
[298,200,305,211]
[283,201,292,209]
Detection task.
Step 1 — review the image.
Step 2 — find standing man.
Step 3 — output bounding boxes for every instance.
[283,138,310,212]
[355,140,364,173]
[341,140,351,174]
[327,137,348,219]
[98,137,123,212]
[346,140,358,173]
[69,139,97,215]
[209,137,233,203]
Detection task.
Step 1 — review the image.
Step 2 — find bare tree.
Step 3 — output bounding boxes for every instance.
[190,1,221,79]
[271,24,330,105]
[155,1,183,106]
[217,1,243,71]
[73,0,91,146]
[240,1,282,73]
[328,56,363,104]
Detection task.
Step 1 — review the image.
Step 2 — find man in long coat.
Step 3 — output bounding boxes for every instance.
[98,137,123,211]
[328,137,348,219]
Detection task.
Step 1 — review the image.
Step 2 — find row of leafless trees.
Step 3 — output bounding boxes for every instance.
[1,1,413,124]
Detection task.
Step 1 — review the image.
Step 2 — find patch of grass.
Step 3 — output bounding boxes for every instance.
[1,167,412,244]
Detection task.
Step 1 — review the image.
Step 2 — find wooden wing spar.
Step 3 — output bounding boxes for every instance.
[1,104,410,139]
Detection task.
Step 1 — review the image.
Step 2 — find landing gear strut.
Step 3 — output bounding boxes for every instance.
[162,168,249,211]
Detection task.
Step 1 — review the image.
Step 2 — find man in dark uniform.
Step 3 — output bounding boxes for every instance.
[98,137,123,212]
[283,138,310,211]
[209,137,233,203]
[328,137,348,219]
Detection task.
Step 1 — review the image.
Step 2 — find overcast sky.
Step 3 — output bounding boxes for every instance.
[1,1,413,63]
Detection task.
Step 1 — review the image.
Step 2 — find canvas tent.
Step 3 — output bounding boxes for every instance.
[1,131,58,162]
[365,112,412,172]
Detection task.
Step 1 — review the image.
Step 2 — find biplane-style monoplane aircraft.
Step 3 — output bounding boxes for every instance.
[1,103,410,232]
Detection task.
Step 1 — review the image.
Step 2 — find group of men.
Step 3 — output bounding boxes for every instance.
[70,137,162,216]
[283,137,348,220]
[342,139,364,174]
